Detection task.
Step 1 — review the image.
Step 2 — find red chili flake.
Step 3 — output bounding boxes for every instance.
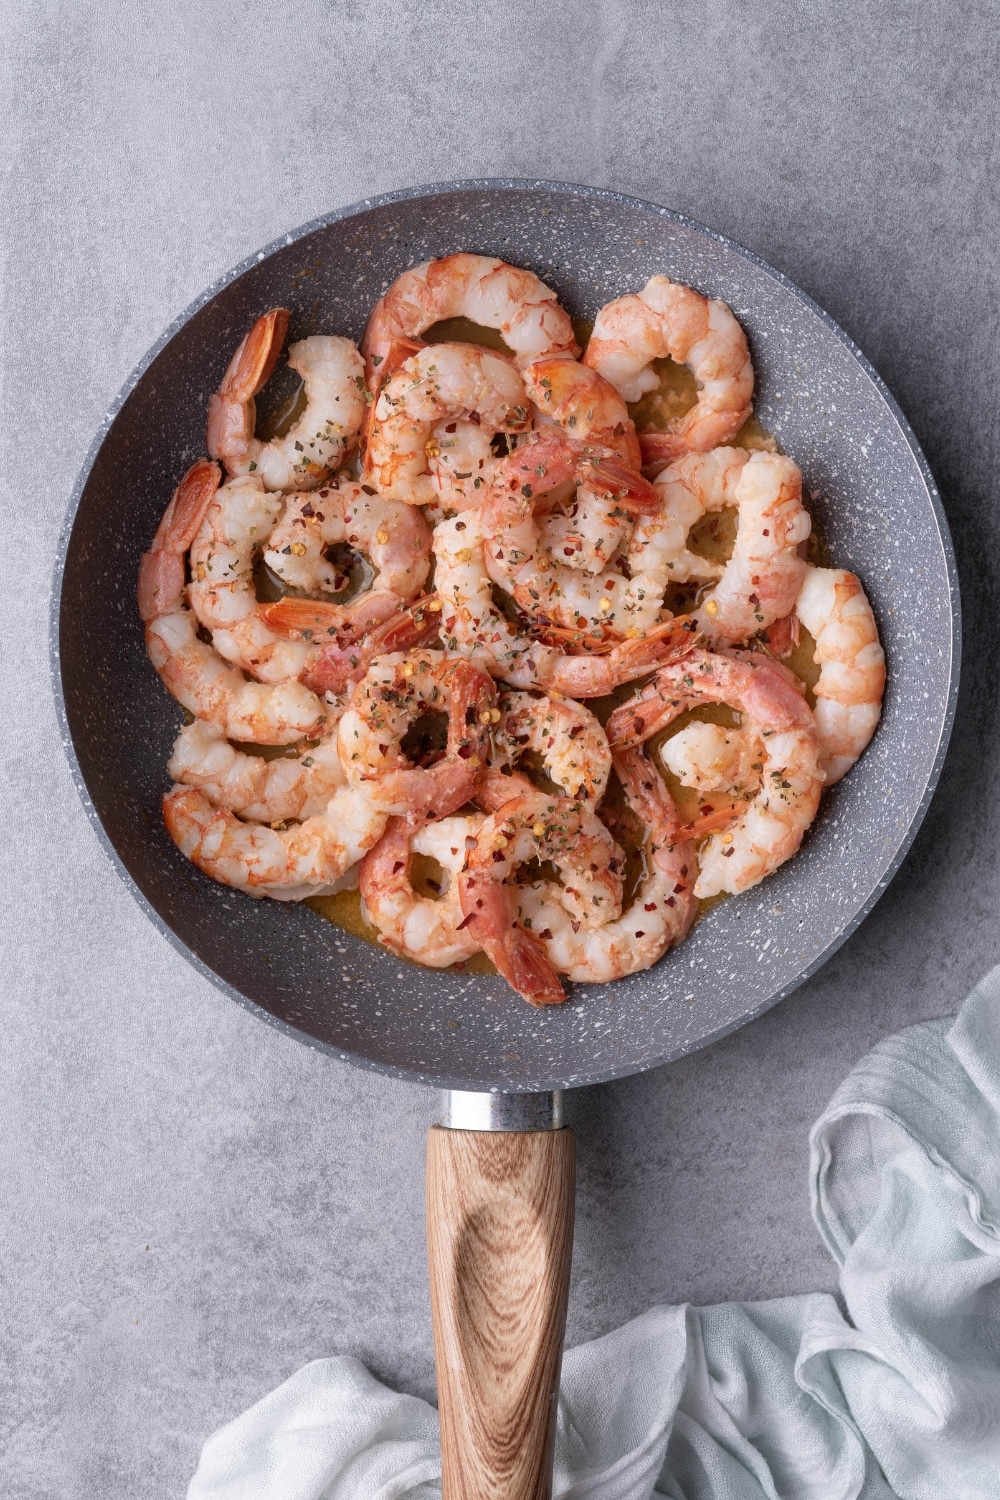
[392,861,405,874]
[444,422,457,433]
[571,920,581,934]
[455,520,466,531]
[378,744,389,756]
[723,847,735,857]
[457,743,473,759]
[762,528,769,536]
[300,502,315,518]
[455,912,477,930]
[491,849,505,863]
[666,896,676,907]
[635,930,645,938]
[680,865,688,877]
[644,902,657,912]
[673,883,685,893]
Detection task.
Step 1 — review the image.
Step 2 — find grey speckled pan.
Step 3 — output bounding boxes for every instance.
[53,180,959,1094]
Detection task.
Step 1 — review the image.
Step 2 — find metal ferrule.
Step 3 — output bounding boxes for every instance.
[441,1090,564,1132]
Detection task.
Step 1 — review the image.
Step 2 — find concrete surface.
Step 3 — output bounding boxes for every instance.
[1,2,997,1495]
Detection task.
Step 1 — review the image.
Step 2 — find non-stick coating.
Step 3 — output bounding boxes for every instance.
[53,181,959,1092]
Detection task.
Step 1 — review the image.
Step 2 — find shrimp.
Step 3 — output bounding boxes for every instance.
[584,276,753,466]
[481,434,666,635]
[627,449,811,642]
[490,691,611,801]
[365,344,531,506]
[338,651,498,820]
[167,719,345,824]
[360,813,486,967]
[433,510,700,697]
[207,308,365,491]
[263,477,432,602]
[458,791,626,1006]
[162,783,384,901]
[138,462,329,745]
[362,254,578,391]
[523,357,643,572]
[606,648,823,897]
[259,594,443,697]
[516,747,697,982]
[660,720,760,798]
[793,568,885,783]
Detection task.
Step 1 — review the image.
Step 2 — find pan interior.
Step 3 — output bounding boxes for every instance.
[55,183,958,1091]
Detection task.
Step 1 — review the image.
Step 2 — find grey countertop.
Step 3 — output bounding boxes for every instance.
[2,3,997,1495]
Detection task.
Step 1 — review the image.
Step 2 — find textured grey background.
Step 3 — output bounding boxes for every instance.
[1,3,996,1496]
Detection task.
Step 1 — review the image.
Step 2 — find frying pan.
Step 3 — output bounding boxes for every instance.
[53,180,959,1499]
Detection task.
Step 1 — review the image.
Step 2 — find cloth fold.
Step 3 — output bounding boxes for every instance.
[188,964,1000,1500]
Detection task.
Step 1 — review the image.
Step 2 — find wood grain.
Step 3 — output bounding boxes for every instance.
[426,1126,575,1500]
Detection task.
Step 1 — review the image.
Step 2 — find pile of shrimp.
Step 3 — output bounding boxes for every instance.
[139,255,885,1007]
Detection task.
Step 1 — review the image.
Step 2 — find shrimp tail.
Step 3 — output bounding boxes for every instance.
[500,928,566,1006]
[261,595,442,696]
[138,460,221,621]
[207,308,289,461]
[585,454,660,513]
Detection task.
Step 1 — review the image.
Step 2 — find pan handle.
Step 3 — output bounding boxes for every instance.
[427,1091,575,1500]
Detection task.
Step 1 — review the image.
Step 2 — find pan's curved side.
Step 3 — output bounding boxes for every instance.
[51,180,960,1092]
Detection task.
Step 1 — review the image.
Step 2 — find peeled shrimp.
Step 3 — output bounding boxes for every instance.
[167,719,345,824]
[584,276,753,466]
[606,648,823,897]
[433,510,699,697]
[794,568,885,783]
[490,691,611,801]
[138,462,329,745]
[360,813,486,967]
[365,344,531,506]
[263,477,431,603]
[628,448,811,642]
[524,357,643,572]
[207,309,365,491]
[660,720,760,799]
[516,747,697,982]
[362,254,578,390]
[481,433,665,635]
[458,790,625,1005]
[338,650,497,820]
[162,783,384,901]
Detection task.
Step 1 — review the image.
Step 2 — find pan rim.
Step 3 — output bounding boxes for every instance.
[50,176,961,1093]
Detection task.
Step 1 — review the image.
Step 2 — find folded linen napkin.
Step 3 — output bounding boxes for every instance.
[188,963,1000,1500]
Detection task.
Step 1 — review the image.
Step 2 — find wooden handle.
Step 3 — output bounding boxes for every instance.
[426,1125,575,1500]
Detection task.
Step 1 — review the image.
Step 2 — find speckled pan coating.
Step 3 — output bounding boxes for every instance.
[51,180,959,1093]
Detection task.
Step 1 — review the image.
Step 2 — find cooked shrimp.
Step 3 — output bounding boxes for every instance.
[207,308,365,490]
[360,813,486,967]
[167,720,345,824]
[259,594,442,697]
[458,791,625,1005]
[162,783,384,901]
[606,648,823,897]
[362,254,578,390]
[516,747,697,982]
[524,357,642,572]
[660,720,760,798]
[263,477,432,602]
[138,462,328,745]
[482,433,666,635]
[338,650,497,820]
[794,568,885,783]
[365,344,531,505]
[584,276,753,466]
[628,449,811,642]
[433,510,700,696]
[490,691,611,801]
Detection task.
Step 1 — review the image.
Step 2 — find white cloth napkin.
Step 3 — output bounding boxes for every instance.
[188,962,1000,1499]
